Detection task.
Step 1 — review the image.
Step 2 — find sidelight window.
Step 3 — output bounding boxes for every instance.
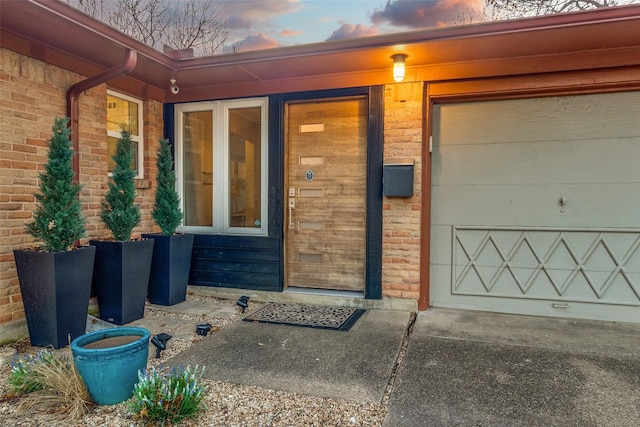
[175,98,268,235]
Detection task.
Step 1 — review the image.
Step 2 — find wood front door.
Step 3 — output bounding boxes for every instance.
[285,96,367,292]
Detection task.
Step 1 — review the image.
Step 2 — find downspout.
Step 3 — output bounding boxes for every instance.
[66,49,138,182]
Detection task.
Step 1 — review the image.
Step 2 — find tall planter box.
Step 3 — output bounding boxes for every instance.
[13,246,95,349]
[142,233,194,306]
[90,239,154,325]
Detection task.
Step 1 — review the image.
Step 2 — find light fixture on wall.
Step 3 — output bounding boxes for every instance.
[392,54,407,82]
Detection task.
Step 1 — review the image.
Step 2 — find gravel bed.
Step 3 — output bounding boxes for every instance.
[0,295,388,426]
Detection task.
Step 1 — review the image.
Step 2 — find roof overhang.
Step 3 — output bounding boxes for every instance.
[2,0,640,102]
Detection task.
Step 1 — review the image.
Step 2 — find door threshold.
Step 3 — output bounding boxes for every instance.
[188,285,418,311]
[284,287,365,299]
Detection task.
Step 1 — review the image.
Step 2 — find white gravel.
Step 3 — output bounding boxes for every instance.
[0,295,387,426]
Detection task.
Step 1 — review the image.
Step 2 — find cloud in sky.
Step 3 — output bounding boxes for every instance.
[217,0,302,51]
[230,33,280,52]
[218,0,486,52]
[279,29,303,38]
[371,0,484,28]
[326,23,379,42]
[220,0,302,30]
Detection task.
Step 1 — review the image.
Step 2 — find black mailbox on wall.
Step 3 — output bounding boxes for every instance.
[383,160,414,197]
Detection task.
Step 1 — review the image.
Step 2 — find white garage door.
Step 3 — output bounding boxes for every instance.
[430,91,640,323]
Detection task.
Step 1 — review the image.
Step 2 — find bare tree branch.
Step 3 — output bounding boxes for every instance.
[163,0,228,55]
[65,0,228,56]
[107,0,169,47]
[484,0,622,18]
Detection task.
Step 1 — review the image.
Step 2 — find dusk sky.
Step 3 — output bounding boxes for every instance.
[218,0,485,51]
[214,0,640,52]
[66,0,640,53]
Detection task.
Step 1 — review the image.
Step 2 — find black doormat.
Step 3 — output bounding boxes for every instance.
[243,303,365,331]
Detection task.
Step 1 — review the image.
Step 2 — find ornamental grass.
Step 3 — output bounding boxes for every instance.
[9,348,93,421]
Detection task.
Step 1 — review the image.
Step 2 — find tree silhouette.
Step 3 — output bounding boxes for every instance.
[68,0,229,56]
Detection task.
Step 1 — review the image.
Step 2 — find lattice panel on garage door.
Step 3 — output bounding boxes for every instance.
[453,227,640,306]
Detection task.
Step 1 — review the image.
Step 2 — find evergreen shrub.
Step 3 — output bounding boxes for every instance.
[100,130,140,241]
[152,138,183,235]
[26,117,85,252]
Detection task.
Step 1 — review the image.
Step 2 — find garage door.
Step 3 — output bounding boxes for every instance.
[430,91,640,323]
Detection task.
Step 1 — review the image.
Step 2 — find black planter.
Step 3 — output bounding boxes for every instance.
[90,239,154,325]
[141,233,194,306]
[13,246,95,349]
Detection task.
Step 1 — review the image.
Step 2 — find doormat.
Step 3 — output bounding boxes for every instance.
[243,303,365,331]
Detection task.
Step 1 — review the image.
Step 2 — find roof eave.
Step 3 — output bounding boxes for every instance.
[2,1,640,102]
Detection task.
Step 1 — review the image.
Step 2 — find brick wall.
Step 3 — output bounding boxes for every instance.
[381,82,424,300]
[1,46,426,339]
[0,48,161,336]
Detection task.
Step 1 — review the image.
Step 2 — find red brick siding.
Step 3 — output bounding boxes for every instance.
[381,82,424,300]
[1,46,427,328]
[0,48,161,326]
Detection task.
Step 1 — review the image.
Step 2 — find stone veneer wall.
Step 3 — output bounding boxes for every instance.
[0,48,162,343]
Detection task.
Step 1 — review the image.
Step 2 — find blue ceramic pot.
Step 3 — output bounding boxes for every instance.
[71,327,150,405]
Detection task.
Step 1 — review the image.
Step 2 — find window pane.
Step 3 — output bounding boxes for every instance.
[228,107,262,228]
[107,94,139,136]
[183,111,213,226]
[107,136,137,174]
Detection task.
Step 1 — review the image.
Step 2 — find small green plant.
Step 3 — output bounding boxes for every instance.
[101,129,140,241]
[9,349,93,420]
[152,138,183,235]
[129,365,208,425]
[9,349,55,394]
[26,117,86,252]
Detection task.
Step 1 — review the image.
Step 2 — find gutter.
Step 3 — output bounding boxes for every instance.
[66,49,138,182]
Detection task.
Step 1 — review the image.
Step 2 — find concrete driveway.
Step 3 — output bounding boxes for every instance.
[384,309,640,426]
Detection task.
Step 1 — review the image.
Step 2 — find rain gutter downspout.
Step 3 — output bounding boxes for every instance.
[66,49,138,182]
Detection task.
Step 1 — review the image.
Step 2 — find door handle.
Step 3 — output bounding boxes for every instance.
[288,199,295,229]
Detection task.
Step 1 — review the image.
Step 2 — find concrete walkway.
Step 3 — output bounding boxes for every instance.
[170,308,409,404]
[115,299,639,426]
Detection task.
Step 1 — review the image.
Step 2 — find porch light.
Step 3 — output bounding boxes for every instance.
[392,54,407,82]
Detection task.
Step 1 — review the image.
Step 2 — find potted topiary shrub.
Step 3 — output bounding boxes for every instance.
[13,117,96,349]
[90,130,154,325]
[142,138,194,305]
